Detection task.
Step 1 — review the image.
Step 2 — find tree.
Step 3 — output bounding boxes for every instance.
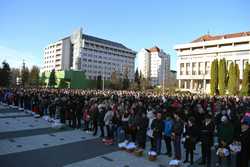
[228,62,237,95]
[39,72,46,86]
[0,61,11,87]
[218,58,227,95]
[29,66,40,87]
[10,68,20,87]
[122,67,130,90]
[141,77,151,90]
[96,75,102,90]
[241,63,250,96]
[111,70,120,90]
[58,79,68,88]
[21,66,29,87]
[48,69,57,88]
[235,64,240,94]
[210,59,218,95]
[134,68,140,85]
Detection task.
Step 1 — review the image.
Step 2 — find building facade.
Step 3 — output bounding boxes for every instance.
[174,31,250,93]
[137,46,170,86]
[43,28,136,80]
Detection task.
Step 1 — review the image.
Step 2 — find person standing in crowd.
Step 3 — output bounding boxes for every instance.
[76,100,82,129]
[216,115,234,166]
[151,112,164,155]
[91,103,99,136]
[128,109,137,143]
[236,118,250,167]
[172,112,184,160]
[121,109,130,141]
[183,117,199,165]
[136,112,149,149]
[71,99,77,128]
[98,105,106,138]
[199,114,215,167]
[60,96,67,123]
[104,106,114,143]
[83,105,90,132]
[147,107,155,150]
[163,112,173,157]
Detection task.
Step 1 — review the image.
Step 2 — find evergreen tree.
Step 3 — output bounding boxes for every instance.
[39,72,46,86]
[235,64,240,94]
[241,63,250,96]
[122,67,130,90]
[58,79,68,88]
[210,59,218,95]
[218,58,227,95]
[134,68,140,85]
[10,68,20,87]
[21,67,30,87]
[96,75,102,90]
[29,66,40,87]
[0,61,11,87]
[48,69,56,88]
[228,62,237,95]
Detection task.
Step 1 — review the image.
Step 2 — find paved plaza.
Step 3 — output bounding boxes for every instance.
[0,104,220,167]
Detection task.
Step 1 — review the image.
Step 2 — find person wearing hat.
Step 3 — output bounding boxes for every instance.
[236,118,250,167]
[199,114,215,166]
[183,117,199,165]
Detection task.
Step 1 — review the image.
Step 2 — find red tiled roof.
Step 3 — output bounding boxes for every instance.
[148,46,160,52]
[192,31,250,43]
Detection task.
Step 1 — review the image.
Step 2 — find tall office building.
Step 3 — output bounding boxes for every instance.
[137,46,170,86]
[43,28,136,80]
[174,31,250,93]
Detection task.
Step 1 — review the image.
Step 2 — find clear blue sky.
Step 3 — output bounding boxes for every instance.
[0,0,250,70]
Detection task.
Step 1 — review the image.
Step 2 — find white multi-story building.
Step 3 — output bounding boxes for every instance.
[137,46,170,86]
[174,31,250,93]
[43,28,136,80]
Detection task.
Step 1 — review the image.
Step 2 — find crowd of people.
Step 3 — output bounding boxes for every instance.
[0,88,250,167]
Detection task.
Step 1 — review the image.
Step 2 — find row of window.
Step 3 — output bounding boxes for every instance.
[180,71,209,75]
[83,47,134,59]
[45,49,61,55]
[88,76,111,80]
[45,43,62,50]
[82,55,133,65]
[180,42,250,52]
[85,42,133,55]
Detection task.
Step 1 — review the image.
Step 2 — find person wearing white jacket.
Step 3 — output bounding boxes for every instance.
[104,108,114,140]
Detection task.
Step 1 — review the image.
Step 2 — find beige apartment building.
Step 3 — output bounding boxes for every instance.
[174,31,250,93]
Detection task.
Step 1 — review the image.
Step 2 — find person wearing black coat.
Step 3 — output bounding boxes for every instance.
[172,112,184,160]
[199,114,215,166]
[76,101,83,129]
[183,117,199,165]
[92,104,99,136]
[136,112,149,149]
[236,121,250,167]
[151,112,164,154]
[97,106,105,137]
